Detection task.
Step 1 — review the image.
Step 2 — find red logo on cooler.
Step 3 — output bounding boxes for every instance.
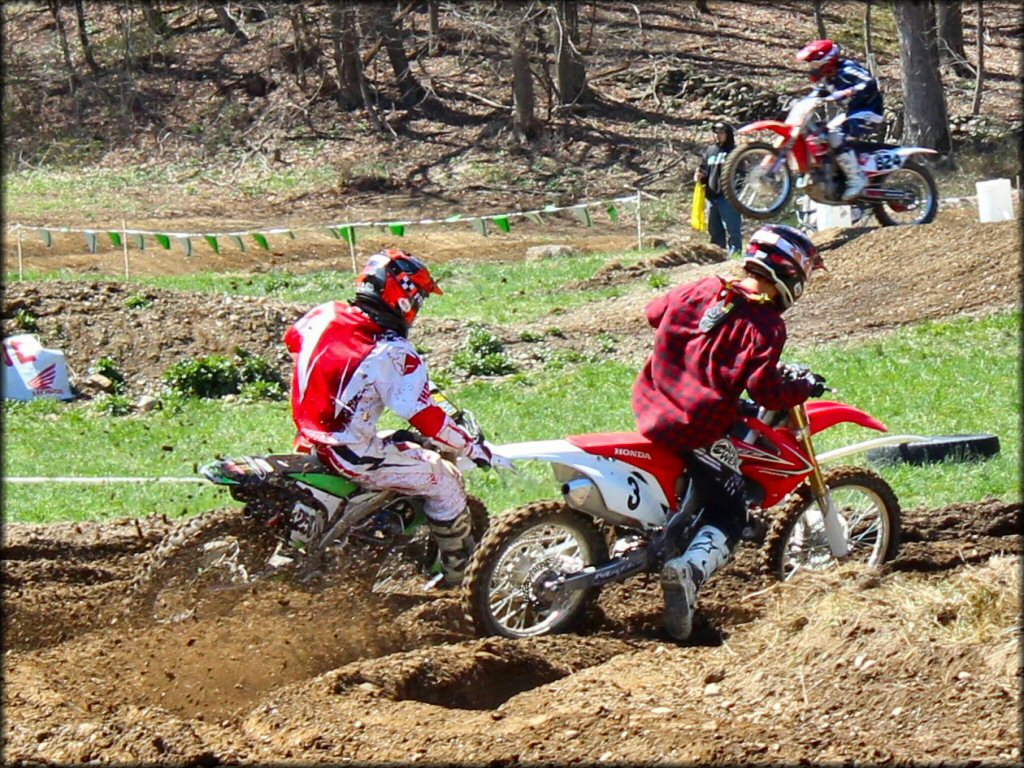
[26,363,58,390]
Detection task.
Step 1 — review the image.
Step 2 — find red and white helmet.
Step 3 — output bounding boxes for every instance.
[742,224,824,312]
[355,248,442,328]
[796,39,841,83]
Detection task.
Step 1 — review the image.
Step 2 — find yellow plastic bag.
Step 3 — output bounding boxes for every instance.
[690,183,708,232]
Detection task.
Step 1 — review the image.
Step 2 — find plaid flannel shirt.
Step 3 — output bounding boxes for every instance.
[632,276,813,452]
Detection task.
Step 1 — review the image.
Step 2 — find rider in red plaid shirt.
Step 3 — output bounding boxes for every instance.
[632,224,825,641]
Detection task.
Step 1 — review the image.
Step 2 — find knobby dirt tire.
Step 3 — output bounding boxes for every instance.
[462,501,609,639]
[871,160,939,226]
[764,466,901,581]
[722,140,795,220]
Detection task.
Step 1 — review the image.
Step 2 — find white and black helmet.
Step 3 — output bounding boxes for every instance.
[742,224,824,311]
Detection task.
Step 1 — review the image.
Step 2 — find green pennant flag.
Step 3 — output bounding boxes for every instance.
[606,204,619,223]
[327,227,341,239]
[572,206,593,227]
[178,236,193,257]
[469,218,487,236]
[84,231,98,253]
[154,234,172,250]
[389,223,406,237]
[228,235,246,252]
[543,204,559,212]
[204,235,220,254]
[286,230,296,239]
[108,232,123,248]
[252,233,270,251]
[339,226,357,245]
[525,212,544,225]
[444,213,463,222]
[492,215,511,233]
[131,233,145,251]
[39,229,53,247]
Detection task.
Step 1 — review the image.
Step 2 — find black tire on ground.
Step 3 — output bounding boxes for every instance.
[866,434,1000,467]
[764,466,901,581]
[462,501,608,639]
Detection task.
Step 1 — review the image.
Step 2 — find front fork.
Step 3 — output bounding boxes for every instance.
[789,405,850,558]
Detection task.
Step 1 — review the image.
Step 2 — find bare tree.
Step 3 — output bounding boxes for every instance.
[971,0,984,115]
[374,8,426,108]
[330,2,364,109]
[936,0,972,77]
[72,0,100,74]
[511,11,538,141]
[427,0,442,55]
[812,0,827,39]
[863,0,875,76]
[46,0,77,91]
[552,0,591,106]
[894,1,952,155]
[209,1,248,43]
[693,0,710,13]
[139,0,169,37]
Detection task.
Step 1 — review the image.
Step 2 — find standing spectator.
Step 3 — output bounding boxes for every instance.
[695,121,743,256]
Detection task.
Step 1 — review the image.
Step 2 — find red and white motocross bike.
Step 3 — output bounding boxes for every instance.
[722,95,939,227]
[463,377,922,639]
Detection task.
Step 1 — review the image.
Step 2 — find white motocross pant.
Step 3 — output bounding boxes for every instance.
[316,435,467,523]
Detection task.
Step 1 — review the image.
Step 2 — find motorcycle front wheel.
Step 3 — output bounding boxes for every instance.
[871,161,939,226]
[722,141,795,219]
[462,501,609,639]
[764,466,901,581]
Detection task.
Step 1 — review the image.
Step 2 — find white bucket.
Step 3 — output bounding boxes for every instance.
[976,178,1015,222]
[815,202,853,231]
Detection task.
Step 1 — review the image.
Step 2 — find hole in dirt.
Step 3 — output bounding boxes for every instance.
[395,655,567,710]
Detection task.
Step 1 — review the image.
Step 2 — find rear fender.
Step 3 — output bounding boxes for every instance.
[805,401,888,435]
[495,440,673,529]
[862,147,939,174]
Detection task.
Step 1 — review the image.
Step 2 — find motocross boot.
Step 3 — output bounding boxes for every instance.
[428,509,475,587]
[660,525,733,641]
[835,148,867,201]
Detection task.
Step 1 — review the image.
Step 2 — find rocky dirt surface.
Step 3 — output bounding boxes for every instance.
[2,205,1021,765]
[2,498,1019,765]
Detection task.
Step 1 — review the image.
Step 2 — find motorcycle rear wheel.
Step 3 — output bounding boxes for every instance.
[764,466,901,581]
[722,141,795,219]
[462,501,609,639]
[871,161,938,226]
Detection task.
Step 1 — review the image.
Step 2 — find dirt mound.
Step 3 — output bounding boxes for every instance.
[2,498,1018,764]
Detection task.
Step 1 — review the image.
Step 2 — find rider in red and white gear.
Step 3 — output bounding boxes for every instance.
[284,248,493,585]
[796,39,884,201]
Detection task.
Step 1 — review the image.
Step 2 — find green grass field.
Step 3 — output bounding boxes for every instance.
[3,300,1018,523]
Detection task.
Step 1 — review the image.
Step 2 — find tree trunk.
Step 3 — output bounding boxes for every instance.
[72,0,100,74]
[693,0,709,13]
[936,0,970,76]
[428,0,441,55]
[971,0,984,115]
[209,1,248,43]
[863,0,875,76]
[139,0,168,37]
[512,16,538,142]
[553,0,591,106]
[47,0,77,91]
[812,0,827,39]
[330,2,364,109]
[376,12,425,107]
[894,1,952,155]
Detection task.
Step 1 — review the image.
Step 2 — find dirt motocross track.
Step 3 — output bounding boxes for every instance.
[2,207,1022,765]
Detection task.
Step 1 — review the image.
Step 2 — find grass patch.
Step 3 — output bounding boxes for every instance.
[2,310,1018,524]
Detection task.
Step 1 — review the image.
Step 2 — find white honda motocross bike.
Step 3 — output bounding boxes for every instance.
[462,374,923,639]
[722,94,940,227]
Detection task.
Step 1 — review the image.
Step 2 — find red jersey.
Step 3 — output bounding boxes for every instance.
[632,276,813,451]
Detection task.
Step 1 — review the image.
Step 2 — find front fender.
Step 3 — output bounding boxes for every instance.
[806,400,888,435]
[737,120,791,138]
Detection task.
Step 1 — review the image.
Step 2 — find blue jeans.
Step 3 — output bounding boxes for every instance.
[707,195,743,256]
